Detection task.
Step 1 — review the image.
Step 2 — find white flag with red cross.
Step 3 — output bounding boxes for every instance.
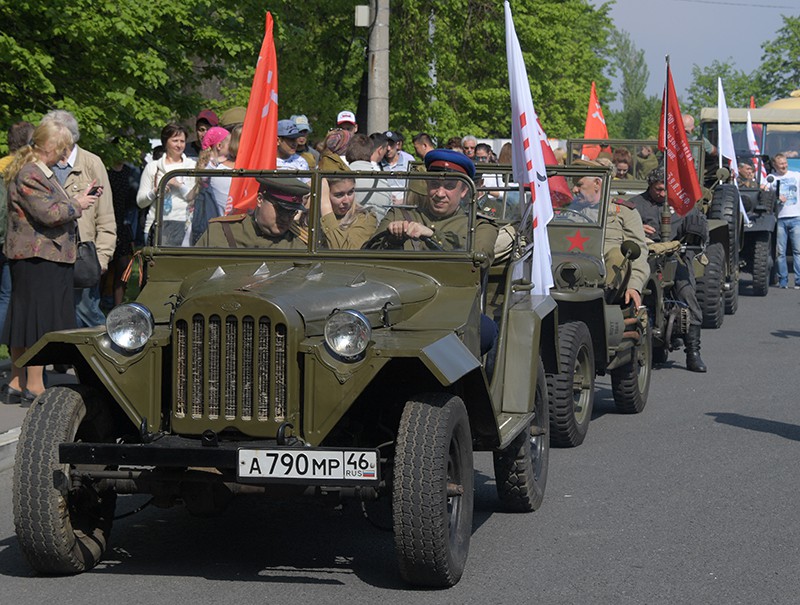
[504,0,554,294]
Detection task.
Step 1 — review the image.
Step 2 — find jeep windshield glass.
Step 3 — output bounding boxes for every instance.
[150,170,478,256]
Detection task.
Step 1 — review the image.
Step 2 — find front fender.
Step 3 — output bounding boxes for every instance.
[19,327,170,433]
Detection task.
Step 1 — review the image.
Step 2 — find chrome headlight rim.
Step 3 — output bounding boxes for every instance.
[324,309,372,361]
[106,302,155,352]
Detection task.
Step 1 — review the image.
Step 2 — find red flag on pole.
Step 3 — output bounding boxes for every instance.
[227,13,279,213]
[505,0,554,295]
[657,65,702,217]
[581,81,609,160]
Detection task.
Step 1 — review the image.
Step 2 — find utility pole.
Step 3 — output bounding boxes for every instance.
[359,0,390,134]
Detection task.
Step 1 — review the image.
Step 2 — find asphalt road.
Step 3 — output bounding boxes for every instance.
[1,281,798,605]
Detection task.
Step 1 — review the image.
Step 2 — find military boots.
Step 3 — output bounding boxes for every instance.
[685,324,707,373]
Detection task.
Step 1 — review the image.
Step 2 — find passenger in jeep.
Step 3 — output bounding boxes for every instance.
[569,172,650,308]
[195,176,308,248]
[374,149,498,267]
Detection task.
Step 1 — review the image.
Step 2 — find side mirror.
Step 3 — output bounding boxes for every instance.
[716,167,731,183]
[620,239,641,261]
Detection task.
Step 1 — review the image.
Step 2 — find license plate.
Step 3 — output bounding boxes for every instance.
[237,448,379,484]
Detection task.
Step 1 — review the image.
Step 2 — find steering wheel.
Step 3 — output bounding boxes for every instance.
[554,207,593,223]
[361,231,398,250]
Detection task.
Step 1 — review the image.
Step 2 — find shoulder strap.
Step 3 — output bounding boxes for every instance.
[221,223,238,248]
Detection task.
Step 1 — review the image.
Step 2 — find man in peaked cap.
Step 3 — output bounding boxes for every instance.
[195,176,309,249]
[373,148,499,354]
[373,149,496,264]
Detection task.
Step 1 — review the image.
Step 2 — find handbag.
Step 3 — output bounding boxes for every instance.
[74,230,101,289]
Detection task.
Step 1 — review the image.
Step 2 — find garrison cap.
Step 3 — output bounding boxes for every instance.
[256,176,310,213]
[424,148,476,179]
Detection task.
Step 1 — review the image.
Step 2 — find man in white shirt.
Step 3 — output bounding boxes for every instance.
[770,153,800,288]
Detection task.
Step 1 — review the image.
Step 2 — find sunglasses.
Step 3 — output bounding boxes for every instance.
[429,179,460,191]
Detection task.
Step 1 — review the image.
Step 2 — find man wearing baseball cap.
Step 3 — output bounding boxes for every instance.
[276,119,310,172]
[291,114,319,169]
[195,176,309,249]
[336,110,358,133]
[187,109,219,158]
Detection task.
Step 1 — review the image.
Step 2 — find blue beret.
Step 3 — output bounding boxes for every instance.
[424,149,476,179]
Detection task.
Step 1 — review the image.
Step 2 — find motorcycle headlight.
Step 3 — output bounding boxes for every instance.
[324,310,371,360]
[106,303,154,351]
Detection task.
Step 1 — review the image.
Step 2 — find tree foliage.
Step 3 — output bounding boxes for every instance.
[606,30,651,139]
[757,15,800,101]
[0,0,616,160]
[684,59,757,118]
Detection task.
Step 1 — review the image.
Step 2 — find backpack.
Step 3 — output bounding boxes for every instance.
[190,178,221,245]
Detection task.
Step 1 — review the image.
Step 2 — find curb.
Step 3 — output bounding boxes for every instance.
[0,427,20,472]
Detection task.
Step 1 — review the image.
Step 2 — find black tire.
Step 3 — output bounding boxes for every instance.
[494,360,549,512]
[724,276,739,314]
[611,320,652,414]
[709,184,740,274]
[393,392,474,587]
[546,322,595,448]
[13,386,117,574]
[751,232,772,297]
[696,242,725,329]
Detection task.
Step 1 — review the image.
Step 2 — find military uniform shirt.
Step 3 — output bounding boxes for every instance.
[604,199,650,294]
[376,205,499,267]
[195,214,307,249]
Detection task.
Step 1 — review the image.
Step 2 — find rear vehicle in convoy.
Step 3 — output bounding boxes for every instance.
[13,169,559,588]
[699,106,797,296]
[477,164,652,448]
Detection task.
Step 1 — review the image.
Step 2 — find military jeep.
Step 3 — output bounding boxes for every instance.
[13,169,559,588]
[476,164,651,449]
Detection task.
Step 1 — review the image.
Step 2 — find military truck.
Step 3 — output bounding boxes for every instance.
[699,107,798,296]
[12,169,560,588]
[476,164,652,448]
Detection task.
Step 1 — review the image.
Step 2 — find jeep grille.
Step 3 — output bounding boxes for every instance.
[174,314,287,422]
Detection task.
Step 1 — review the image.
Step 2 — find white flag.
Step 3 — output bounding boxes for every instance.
[504,0,554,295]
[746,110,768,182]
[717,78,750,222]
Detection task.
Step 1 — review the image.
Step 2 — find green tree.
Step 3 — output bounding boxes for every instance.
[607,30,649,139]
[684,59,756,118]
[757,15,800,101]
[0,0,616,159]
[389,0,616,142]
[0,0,273,161]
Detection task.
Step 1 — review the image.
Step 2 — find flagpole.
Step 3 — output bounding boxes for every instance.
[660,55,672,242]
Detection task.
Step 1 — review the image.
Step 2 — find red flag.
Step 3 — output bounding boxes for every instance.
[581,81,609,160]
[227,13,278,213]
[657,65,702,217]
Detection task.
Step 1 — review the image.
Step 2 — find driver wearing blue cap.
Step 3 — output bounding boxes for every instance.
[373,149,498,266]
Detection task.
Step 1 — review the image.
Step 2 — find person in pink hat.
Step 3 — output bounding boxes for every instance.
[187,109,219,158]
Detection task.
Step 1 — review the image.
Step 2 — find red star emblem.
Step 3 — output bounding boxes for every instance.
[566,230,590,251]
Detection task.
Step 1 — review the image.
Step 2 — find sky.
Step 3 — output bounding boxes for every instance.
[595,0,798,108]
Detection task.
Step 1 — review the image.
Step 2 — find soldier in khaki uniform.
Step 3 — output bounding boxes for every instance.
[374,149,499,269]
[196,177,309,249]
[571,174,649,308]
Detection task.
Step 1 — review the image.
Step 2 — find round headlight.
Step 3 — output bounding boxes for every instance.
[106,303,154,351]
[324,310,371,359]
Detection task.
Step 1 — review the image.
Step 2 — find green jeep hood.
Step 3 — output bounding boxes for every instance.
[176,261,439,333]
